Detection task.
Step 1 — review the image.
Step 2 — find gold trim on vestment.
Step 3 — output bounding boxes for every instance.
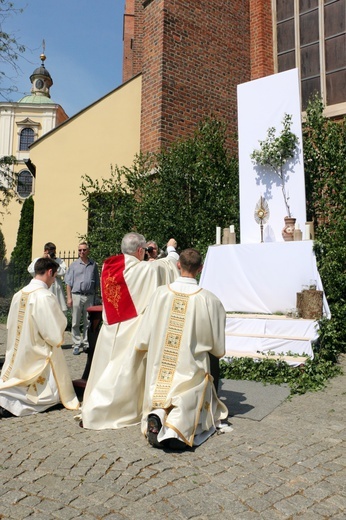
[103,275,121,312]
[2,292,28,381]
[152,292,189,409]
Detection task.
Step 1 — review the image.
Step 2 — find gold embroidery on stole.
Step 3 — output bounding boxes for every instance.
[2,293,28,381]
[104,275,121,312]
[152,293,189,409]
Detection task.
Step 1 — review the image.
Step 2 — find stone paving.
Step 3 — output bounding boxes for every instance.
[0,324,345,519]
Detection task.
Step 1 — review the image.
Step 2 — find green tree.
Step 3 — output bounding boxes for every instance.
[80,165,136,265]
[303,96,346,357]
[0,155,19,216]
[251,114,299,218]
[8,195,34,292]
[132,118,239,254]
[81,118,239,264]
[0,225,7,296]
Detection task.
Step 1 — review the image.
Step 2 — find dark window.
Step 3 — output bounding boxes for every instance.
[275,0,346,112]
[324,0,346,106]
[17,170,33,198]
[19,128,35,151]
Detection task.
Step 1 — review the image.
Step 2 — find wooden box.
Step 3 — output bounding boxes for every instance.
[296,290,323,320]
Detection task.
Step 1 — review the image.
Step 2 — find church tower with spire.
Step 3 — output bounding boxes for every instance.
[0,51,69,257]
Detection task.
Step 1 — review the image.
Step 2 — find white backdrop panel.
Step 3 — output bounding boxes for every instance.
[237,69,306,244]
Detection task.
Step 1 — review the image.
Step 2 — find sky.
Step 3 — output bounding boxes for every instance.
[1,0,126,117]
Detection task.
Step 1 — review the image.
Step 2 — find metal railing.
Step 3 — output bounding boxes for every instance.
[58,251,78,268]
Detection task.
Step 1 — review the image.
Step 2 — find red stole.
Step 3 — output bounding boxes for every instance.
[101,254,138,325]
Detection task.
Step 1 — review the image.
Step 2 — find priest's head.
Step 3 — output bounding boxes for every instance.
[178,248,203,277]
[34,257,58,288]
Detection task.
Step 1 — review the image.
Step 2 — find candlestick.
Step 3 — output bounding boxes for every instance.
[294,228,302,241]
[229,232,236,244]
[216,226,221,245]
[222,228,230,244]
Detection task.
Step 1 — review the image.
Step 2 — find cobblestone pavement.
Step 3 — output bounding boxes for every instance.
[0,324,345,519]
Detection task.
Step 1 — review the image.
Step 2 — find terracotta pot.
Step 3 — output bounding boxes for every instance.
[282,217,296,241]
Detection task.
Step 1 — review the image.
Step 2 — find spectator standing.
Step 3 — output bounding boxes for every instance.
[65,242,99,355]
[28,242,67,313]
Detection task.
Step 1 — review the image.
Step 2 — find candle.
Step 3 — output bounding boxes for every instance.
[222,228,230,244]
[305,224,311,240]
[229,225,235,233]
[216,227,221,245]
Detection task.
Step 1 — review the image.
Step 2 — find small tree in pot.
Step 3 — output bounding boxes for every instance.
[251,113,299,220]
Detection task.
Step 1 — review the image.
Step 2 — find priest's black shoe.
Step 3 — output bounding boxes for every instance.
[0,406,14,419]
[165,438,187,450]
[147,414,163,448]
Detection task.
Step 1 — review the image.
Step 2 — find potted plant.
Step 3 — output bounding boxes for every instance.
[251,114,299,240]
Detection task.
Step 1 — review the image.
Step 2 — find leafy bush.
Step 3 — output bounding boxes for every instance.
[81,118,239,265]
[0,296,11,318]
[303,96,346,358]
[220,353,342,395]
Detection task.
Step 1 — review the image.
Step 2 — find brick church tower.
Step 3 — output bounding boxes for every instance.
[123,0,274,154]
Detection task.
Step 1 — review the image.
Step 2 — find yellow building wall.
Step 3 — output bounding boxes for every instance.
[29,75,141,259]
[1,203,23,260]
[0,102,68,259]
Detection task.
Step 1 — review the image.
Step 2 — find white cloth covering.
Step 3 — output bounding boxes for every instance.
[0,279,79,416]
[225,314,318,365]
[136,277,229,447]
[81,251,179,430]
[200,241,330,316]
[28,257,67,312]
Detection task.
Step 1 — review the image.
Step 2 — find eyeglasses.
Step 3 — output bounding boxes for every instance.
[78,248,87,252]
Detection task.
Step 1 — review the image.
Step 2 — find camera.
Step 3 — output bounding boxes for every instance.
[147,246,154,253]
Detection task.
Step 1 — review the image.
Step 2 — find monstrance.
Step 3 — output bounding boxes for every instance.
[254,196,270,242]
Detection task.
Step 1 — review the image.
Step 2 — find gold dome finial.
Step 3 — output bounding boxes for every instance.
[40,39,46,64]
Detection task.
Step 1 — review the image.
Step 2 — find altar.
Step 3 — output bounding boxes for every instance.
[200,241,329,365]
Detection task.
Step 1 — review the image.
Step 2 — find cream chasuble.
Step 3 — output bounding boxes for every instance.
[136,278,228,447]
[81,252,179,430]
[0,280,79,416]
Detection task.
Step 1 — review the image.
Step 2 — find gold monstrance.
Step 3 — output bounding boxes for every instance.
[254,196,270,243]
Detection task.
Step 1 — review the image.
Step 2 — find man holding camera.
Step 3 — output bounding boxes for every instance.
[28,242,67,313]
[81,232,179,430]
[146,240,159,261]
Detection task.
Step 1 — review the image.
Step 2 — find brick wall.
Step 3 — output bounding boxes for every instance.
[141,0,251,154]
[123,0,135,83]
[122,0,274,154]
[249,0,274,80]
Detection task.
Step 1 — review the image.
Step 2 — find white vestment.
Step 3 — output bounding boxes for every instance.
[0,279,79,416]
[136,277,229,447]
[28,257,67,312]
[81,252,179,430]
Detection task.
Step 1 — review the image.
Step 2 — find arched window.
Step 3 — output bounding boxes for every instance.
[17,170,33,198]
[19,128,35,151]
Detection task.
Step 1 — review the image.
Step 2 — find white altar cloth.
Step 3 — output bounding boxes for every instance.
[200,241,330,316]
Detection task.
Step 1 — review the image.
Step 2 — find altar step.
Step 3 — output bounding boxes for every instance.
[224,313,319,366]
